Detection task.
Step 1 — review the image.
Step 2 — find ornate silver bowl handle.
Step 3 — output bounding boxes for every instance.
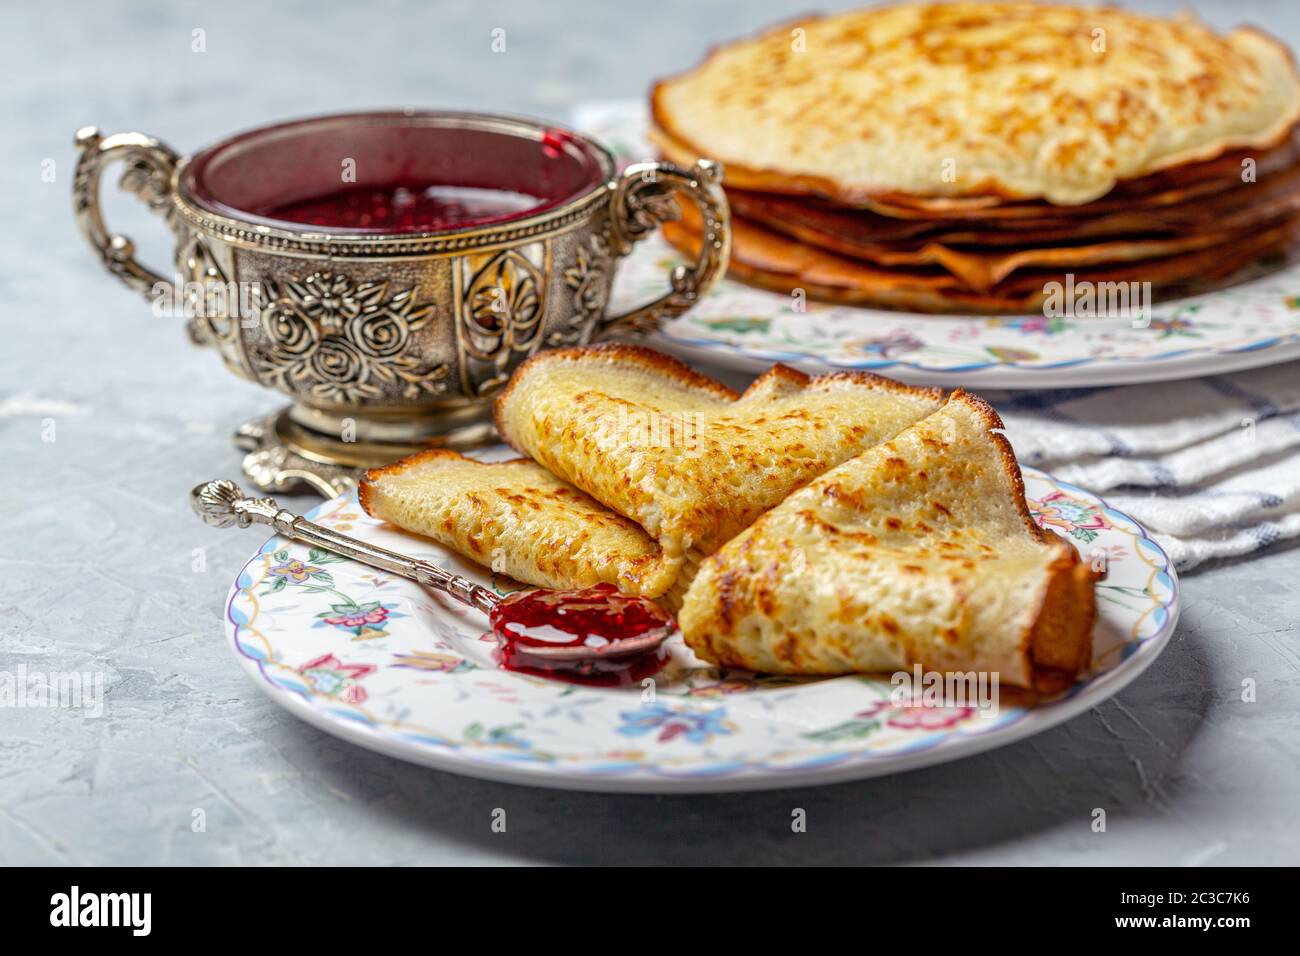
[191,479,499,613]
[73,126,180,298]
[601,159,731,336]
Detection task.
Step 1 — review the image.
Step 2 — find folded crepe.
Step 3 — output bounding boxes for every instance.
[363,346,945,608]
[493,344,945,585]
[677,392,1097,689]
[359,450,675,598]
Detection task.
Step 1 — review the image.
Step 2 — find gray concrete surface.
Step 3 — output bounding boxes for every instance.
[1,0,1297,865]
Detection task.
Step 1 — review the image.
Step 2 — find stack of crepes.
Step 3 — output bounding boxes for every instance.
[360,345,1096,690]
[651,2,1300,312]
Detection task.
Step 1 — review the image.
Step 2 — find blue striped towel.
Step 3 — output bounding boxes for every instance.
[992,361,1300,570]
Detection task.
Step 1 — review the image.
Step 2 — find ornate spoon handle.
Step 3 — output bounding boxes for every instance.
[191,479,499,613]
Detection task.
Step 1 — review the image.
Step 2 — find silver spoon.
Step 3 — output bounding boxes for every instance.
[190,479,675,663]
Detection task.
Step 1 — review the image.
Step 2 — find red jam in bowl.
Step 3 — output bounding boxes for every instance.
[488,584,673,686]
[259,182,544,232]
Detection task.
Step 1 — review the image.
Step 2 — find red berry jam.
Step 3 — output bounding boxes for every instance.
[488,584,673,686]
[260,182,543,232]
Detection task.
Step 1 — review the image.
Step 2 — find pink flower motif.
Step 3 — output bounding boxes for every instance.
[855,698,976,731]
[1031,491,1107,534]
[885,704,975,731]
[1013,316,1049,333]
[298,653,376,704]
[323,606,390,628]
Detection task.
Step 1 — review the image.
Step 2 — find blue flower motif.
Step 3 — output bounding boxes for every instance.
[617,704,735,744]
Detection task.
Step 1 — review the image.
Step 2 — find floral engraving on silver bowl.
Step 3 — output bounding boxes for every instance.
[251,271,449,404]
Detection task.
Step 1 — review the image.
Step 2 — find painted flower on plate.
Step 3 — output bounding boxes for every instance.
[391,649,476,674]
[314,600,400,640]
[855,698,975,729]
[270,559,323,583]
[1030,491,1109,542]
[617,704,735,744]
[1000,315,1071,336]
[297,654,375,705]
[1148,316,1200,339]
[848,329,924,358]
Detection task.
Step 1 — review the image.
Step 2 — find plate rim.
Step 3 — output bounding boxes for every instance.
[651,328,1300,390]
[221,467,1180,793]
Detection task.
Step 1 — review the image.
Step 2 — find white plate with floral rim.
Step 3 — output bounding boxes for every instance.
[222,459,1179,793]
[580,101,1300,389]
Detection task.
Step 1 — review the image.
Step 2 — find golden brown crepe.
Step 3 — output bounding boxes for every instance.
[362,347,944,609]
[678,391,1097,689]
[493,344,945,586]
[651,3,1300,206]
[359,451,675,599]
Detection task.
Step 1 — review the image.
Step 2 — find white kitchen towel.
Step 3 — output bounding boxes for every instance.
[992,361,1300,570]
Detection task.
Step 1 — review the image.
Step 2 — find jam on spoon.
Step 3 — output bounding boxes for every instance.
[488,583,673,685]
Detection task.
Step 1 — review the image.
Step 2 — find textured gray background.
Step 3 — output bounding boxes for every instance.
[2,0,1298,865]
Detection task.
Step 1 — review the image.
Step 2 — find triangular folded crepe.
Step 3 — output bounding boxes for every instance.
[494,344,945,582]
[677,392,1097,688]
[359,450,677,600]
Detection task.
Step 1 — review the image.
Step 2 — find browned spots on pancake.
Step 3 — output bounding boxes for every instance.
[774,632,800,664]
[879,614,901,636]
[716,570,739,628]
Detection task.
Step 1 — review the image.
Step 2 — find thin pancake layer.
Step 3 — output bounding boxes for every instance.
[494,344,944,572]
[665,208,1300,313]
[652,121,1300,220]
[678,392,1097,689]
[726,150,1300,250]
[652,3,1300,205]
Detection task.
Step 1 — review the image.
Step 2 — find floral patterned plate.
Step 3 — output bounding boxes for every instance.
[581,101,1300,389]
[222,457,1178,792]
